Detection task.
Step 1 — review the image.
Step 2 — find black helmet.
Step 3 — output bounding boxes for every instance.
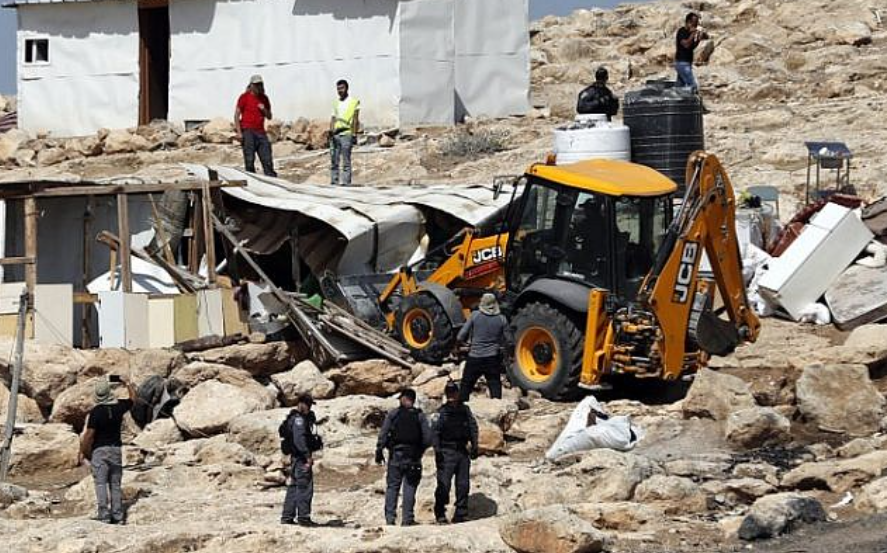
[595,66,609,83]
[444,381,459,397]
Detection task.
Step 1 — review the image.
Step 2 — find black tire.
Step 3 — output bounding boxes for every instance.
[507,302,584,400]
[395,292,455,365]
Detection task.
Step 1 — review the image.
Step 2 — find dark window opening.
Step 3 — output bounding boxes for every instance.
[24,38,49,64]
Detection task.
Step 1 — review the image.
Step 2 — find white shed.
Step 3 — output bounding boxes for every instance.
[6,0,530,137]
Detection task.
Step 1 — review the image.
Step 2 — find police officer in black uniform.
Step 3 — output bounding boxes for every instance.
[432,382,479,524]
[376,388,432,526]
[281,394,320,526]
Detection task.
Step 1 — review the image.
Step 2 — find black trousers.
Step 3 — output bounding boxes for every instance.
[241,129,277,177]
[434,447,470,521]
[459,354,503,401]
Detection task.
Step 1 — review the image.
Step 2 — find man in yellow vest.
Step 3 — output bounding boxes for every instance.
[330,79,360,186]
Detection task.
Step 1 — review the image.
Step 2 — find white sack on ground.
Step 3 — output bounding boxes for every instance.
[545,396,642,461]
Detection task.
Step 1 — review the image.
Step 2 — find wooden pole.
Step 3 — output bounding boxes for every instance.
[201,180,217,285]
[82,197,93,347]
[0,291,30,481]
[23,198,37,302]
[116,193,132,293]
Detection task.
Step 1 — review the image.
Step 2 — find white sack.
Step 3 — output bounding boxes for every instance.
[545,396,642,461]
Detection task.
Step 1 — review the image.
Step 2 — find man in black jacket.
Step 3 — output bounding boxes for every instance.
[376,388,432,526]
[577,66,619,120]
[281,394,319,526]
[432,382,479,524]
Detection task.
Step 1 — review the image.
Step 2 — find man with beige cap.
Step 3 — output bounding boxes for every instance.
[79,376,136,524]
[234,74,277,177]
[455,293,514,401]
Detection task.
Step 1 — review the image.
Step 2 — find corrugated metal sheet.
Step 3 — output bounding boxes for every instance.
[0,112,17,134]
[184,165,514,277]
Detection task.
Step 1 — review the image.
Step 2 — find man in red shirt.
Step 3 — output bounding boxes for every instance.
[234,75,277,177]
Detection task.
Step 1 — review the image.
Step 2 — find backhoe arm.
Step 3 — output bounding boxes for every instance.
[640,151,760,379]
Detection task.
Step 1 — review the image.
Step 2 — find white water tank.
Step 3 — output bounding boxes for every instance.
[553,114,631,165]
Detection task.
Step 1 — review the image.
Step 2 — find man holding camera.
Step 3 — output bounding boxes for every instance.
[79,375,136,524]
[675,12,709,93]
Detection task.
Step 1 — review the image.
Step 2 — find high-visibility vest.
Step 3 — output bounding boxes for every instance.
[333,97,360,134]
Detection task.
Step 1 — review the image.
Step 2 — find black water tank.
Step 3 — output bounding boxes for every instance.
[623,80,704,190]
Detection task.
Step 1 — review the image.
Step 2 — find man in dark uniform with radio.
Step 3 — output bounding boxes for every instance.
[281,394,321,526]
[432,382,479,524]
[376,388,432,526]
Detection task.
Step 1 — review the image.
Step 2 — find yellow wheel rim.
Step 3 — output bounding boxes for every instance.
[402,308,433,349]
[517,326,559,383]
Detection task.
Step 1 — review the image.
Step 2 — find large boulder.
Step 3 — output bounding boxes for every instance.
[0,129,30,163]
[8,424,80,478]
[200,118,236,144]
[725,407,791,449]
[560,449,658,502]
[174,380,275,437]
[633,475,708,512]
[843,324,887,348]
[0,483,28,509]
[478,419,507,455]
[270,360,335,405]
[781,450,887,492]
[171,361,264,392]
[102,129,151,154]
[0,382,44,423]
[856,477,887,513]
[36,148,67,167]
[82,348,184,384]
[795,364,885,435]
[499,504,606,553]
[702,478,777,506]
[191,341,305,377]
[49,377,105,430]
[131,418,183,450]
[0,340,82,410]
[738,493,826,541]
[326,359,413,396]
[469,397,520,433]
[682,368,757,420]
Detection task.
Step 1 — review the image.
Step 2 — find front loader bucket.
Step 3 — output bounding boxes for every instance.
[320,272,392,331]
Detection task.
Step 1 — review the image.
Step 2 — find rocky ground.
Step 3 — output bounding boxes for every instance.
[2,318,887,553]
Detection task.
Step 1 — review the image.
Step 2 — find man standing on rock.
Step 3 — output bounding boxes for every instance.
[281,394,320,527]
[675,12,708,93]
[456,293,513,401]
[234,74,278,177]
[376,388,432,526]
[79,376,137,524]
[432,382,479,524]
[576,66,620,120]
[330,79,360,186]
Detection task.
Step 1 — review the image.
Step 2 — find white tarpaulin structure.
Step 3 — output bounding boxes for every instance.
[9,0,530,137]
[186,165,515,276]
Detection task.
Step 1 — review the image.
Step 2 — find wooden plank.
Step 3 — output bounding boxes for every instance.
[188,193,202,275]
[27,180,244,199]
[201,181,217,285]
[0,257,35,266]
[74,292,98,304]
[24,198,37,303]
[117,193,133,293]
[221,286,249,336]
[81,196,94,347]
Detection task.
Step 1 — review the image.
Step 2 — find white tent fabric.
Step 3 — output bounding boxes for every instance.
[545,396,643,461]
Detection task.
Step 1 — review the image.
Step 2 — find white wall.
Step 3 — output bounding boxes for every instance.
[17,1,139,136]
[397,0,455,125]
[169,0,404,128]
[454,0,530,120]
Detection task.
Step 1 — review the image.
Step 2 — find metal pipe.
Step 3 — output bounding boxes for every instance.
[0,291,29,481]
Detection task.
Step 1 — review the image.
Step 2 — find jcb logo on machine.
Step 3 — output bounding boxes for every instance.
[672,242,699,304]
[472,246,503,265]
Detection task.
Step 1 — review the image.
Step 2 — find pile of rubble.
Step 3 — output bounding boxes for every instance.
[1,317,887,552]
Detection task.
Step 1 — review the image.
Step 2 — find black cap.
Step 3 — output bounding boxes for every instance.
[399,388,417,402]
[297,393,314,406]
[444,381,459,396]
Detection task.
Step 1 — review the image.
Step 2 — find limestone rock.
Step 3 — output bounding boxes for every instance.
[738,493,826,541]
[195,436,257,466]
[857,476,887,513]
[781,450,887,493]
[200,118,236,144]
[49,377,108,430]
[703,478,776,505]
[570,501,663,532]
[837,437,877,459]
[0,382,44,423]
[284,117,311,143]
[733,462,779,486]
[191,341,305,377]
[499,504,606,553]
[725,407,791,448]
[327,359,413,396]
[469,397,520,433]
[795,363,885,435]
[132,418,183,450]
[378,134,395,148]
[8,423,80,478]
[175,380,276,437]
[561,449,658,502]
[270,360,335,405]
[65,135,103,157]
[305,120,330,150]
[171,361,266,393]
[843,324,887,348]
[682,368,757,420]
[14,148,36,167]
[0,129,30,163]
[131,349,186,380]
[0,483,28,509]
[478,419,507,455]
[102,129,151,154]
[633,475,708,512]
[664,457,731,480]
[36,147,67,166]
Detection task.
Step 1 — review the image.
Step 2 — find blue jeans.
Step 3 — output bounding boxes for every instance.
[675,61,698,92]
[331,134,354,185]
[241,129,277,177]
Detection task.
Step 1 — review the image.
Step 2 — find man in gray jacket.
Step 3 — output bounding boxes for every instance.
[375,388,432,526]
[456,293,514,401]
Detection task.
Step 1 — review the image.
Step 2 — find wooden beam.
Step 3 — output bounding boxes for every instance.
[23,198,37,301]
[117,193,132,293]
[0,257,35,266]
[25,180,244,199]
[74,292,98,304]
[201,179,217,285]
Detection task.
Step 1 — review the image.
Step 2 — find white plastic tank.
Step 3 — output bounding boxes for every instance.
[553,114,631,165]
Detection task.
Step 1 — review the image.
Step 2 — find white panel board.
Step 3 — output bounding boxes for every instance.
[148,297,175,348]
[98,290,126,348]
[17,1,140,136]
[124,293,149,349]
[34,283,73,347]
[0,282,26,315]
[197,289,224,338]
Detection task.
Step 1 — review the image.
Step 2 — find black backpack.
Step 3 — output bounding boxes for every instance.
[279,410,324,455]
[438,404,471,446]
[388,407,423,448]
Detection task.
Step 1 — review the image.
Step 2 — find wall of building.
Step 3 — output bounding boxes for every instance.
[397,0,455,125]
[16,1,140,136]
